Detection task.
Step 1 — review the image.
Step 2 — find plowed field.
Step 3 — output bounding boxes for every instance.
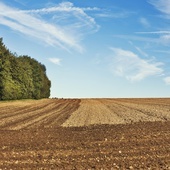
[0,98,170,169]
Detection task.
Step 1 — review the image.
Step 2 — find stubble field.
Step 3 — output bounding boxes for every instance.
[0,98,170,169]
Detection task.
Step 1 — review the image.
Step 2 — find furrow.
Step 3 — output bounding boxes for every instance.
[26,100,74,128]
[0,99,52,119]
[40,99,81,128]
[0,101,59,129]
[7,99,78,130]
[110,99,170,121]
[100,99,163,123]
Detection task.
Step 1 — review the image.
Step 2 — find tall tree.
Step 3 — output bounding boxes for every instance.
[0,38,51,100]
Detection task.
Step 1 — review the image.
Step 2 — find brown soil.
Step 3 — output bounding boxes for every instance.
[0,98,170,169]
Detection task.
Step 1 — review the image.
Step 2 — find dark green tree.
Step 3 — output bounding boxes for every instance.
[0,38,51,100]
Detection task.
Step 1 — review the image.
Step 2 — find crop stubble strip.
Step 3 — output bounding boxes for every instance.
[62,99,126,127]
[87,100,125,125]
[109,99,170,121]
[112,98,170,112]
[97,99,135,123]
[100,99,163,123]
[64,98,170,127]
[112,98,170,105]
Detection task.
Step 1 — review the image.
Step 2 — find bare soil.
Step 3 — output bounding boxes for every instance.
[0,98,170,169]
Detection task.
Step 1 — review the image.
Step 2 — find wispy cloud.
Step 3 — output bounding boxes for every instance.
[136,31,170,34]
[49,58,61,65]
[0,2,99,52]
[95,7,135,20]
[164,76,170,85]
[153,50,170,54]
[25,2,100,13]
[136,31,170,45]
[110,47,163,81]
[113,34,160,43]
[24,1,99,32]
[143,0,170,45]
[148,0,170,17]
[128,41,149,57]
[139,17,150,28]
[113,32,170,46]
[96,11,132,19]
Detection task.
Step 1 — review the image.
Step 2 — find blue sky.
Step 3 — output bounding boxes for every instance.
[0,0,170,98]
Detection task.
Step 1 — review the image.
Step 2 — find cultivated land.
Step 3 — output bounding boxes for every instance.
[0,98,170,169]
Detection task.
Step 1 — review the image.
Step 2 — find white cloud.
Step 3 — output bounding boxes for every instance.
[110,48,163,81]
[160,34,170,44]
[49,58,61,65]
[136,31,170,45]
[138,1,170,45]
[95,9,135,19]
[96,12,131,19]
[24,1,99,32]
[25,2,100,14]
[153,50,170,54]
[113,34,160,43]
[128,41,149,57]
[139,17,150,28]
[136,31,170,34]
[149,0,170,16]
[0,2,99,52]
[164,76,170,85]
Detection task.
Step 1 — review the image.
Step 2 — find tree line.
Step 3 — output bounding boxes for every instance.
[0,38,51,100]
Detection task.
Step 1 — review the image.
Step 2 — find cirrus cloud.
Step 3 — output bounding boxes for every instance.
[0,1,99,53]
[148,0,170,16]
[110,47,163,81]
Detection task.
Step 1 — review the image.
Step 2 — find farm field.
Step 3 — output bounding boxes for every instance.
[0,98,170,169]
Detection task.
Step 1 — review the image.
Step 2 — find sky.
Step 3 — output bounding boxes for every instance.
[0,0,170,98]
